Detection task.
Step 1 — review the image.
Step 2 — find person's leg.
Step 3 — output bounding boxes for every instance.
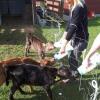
[68,49,81,78]
[68,41,87,77]
[68,50,79,71]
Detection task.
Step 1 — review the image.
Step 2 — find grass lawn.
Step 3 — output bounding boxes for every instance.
[0,17,100,100]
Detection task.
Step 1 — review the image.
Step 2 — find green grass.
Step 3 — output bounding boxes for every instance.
[0,17,100,100]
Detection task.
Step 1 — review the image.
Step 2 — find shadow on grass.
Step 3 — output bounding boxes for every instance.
[13,82,85,100]
[15,89,49,100]
[0,25,47,45]
[53,73,100,100]
[2,76,100,100]
[16,78,99,100]
[52,80,88,100]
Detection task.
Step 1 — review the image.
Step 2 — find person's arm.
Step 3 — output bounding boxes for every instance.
[65,6,82,41]
[59,6,82,53]
[59,39,69,54]
[82,34,100,65]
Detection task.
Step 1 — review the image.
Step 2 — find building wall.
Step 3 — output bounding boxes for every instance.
[85,0,100,14]
[45,0,63,15]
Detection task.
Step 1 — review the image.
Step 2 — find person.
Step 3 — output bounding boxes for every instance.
[82,33,100,67]
[55,0,89,77]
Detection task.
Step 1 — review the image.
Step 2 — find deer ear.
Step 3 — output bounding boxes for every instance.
[40,60,47,66]
[50,58,55,62]
[3,63,8,69]
[44,60,48,65]
[39,60,44,67]
[42,43,45,47]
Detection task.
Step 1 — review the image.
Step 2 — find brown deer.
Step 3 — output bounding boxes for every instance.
[25,33,54,59]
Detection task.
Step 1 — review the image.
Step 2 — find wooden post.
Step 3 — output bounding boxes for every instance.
[32,0,36,25]
[0,14,1,25]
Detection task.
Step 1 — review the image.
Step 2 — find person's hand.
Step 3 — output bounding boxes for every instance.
[59,46,66,54]
[59,39,68,54]
[82,58,92,68]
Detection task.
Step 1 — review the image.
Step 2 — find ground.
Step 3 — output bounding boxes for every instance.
[0,17,100,100]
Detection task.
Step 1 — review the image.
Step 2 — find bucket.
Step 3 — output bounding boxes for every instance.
[78,52,100,75]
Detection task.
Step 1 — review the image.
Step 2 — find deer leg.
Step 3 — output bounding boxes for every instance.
[44,85,53,100]
[38,51,45,60]
[18,87,27,94]
[9,85,18,100]
[25,44,30,56]
[41,51,45,59]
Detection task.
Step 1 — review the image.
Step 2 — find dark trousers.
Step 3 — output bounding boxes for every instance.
[68,41,88,71]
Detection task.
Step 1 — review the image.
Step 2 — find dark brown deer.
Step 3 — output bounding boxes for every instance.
[5,63,74,100]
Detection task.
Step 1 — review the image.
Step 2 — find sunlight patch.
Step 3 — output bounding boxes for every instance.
[20,28,25,33]
[0,29,5,33]
[11,28,16,32]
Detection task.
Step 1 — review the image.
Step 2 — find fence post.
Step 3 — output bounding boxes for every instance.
[32,0,36,25]
[0,14,1,25]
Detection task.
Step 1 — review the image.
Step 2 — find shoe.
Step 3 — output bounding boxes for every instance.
[62,79,70,83]
[70,70,80,78]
